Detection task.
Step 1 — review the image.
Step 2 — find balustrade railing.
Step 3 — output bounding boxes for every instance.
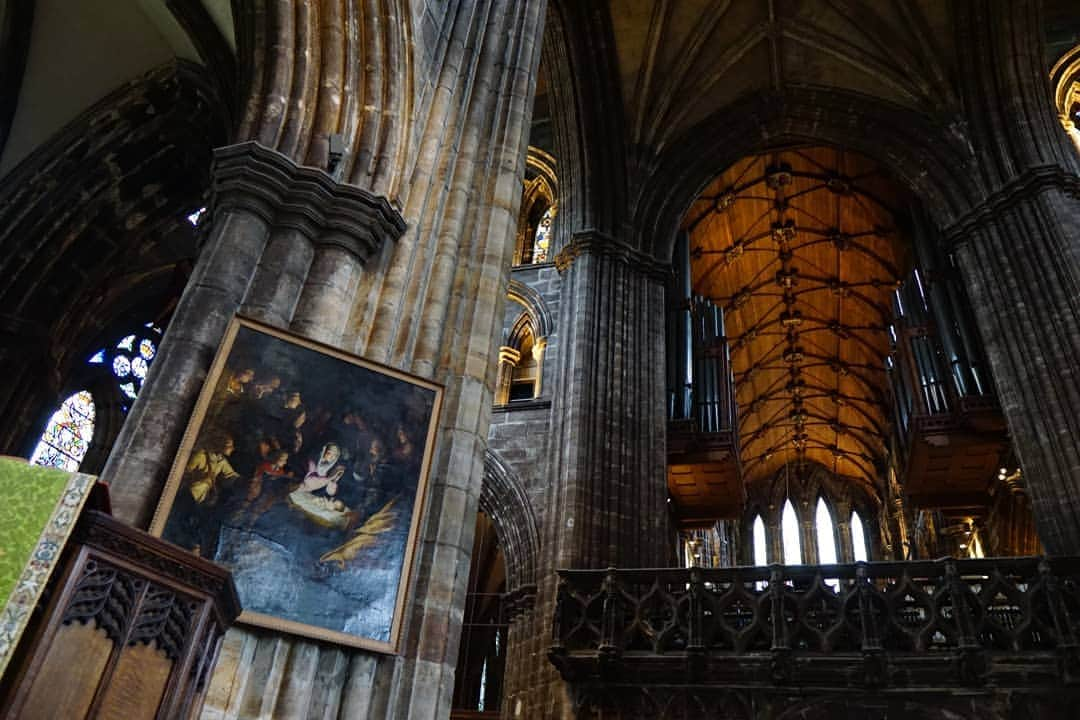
[550,557,1080,688]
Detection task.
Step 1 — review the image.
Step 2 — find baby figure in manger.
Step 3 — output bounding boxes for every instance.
[289,442,352,528]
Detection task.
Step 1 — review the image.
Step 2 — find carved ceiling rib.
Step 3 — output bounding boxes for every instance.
[686,147,908,487]
[610,0,958,154]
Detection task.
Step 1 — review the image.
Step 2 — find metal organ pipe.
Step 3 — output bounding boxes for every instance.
[666,232,693,420]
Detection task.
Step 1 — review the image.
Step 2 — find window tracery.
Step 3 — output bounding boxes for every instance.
[30,391,95,471]
[88,323,163,408]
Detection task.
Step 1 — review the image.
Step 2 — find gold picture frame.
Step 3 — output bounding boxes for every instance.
[149,317,442,654]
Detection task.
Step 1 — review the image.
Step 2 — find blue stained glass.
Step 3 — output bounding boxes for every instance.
[131,356,148,380]
[117,335,135,351]
[139,338,156,360]
[113,356,131,378]
[88,349,105,364]
[120,382,137,399]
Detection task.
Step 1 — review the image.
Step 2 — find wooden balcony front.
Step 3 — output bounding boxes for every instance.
[549,558,1080,695]
[667,417,742,522]
[903,395,1009,510]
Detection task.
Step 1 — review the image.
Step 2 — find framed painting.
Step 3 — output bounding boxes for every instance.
[150,317,442,653]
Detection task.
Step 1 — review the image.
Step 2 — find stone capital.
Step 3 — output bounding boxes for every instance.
[209,141,407,262]
[499,346,523,366]
[943,164,1080,248]
[553,230,669,280]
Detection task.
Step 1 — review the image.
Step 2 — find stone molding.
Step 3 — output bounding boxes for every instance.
[507,279,555,339]
[492,398,553,414]
[210,141,407,261]
[943,165,1080,247]
[553,230,669,280]
[480,449,541,602]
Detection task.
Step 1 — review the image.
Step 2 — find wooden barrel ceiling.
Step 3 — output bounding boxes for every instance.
[684,147,911,488]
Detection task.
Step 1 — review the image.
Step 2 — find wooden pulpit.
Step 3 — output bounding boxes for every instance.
[1,509,240,719]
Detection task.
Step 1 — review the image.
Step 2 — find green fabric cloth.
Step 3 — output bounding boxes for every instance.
[0,458,95,679]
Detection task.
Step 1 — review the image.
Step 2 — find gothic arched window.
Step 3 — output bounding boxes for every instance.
[816,497,838,565]
[532,205,555,264]
[88,323,163,408]
[30,391,95,471]
[781,499,802,565]
[752,514,767,566]
[851,510,868,562]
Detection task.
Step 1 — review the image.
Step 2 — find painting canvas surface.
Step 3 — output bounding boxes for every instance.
[151,320,440,651]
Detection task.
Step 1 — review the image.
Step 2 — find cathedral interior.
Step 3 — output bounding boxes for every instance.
[3,0,1080,718]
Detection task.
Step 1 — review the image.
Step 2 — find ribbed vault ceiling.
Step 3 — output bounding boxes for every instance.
[607,0,956,150]
[684,148,909,487]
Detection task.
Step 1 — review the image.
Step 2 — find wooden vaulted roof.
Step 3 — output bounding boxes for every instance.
[684,148,909,487]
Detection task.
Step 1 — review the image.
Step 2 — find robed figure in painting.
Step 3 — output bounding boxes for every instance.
[154,320,440,651]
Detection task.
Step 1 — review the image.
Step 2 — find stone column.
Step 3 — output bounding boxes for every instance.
[547,233,670,570]
[494,346,521,405]
[102,141,404,527]
[291,246,365,346]
[532,338,548,397]
[799,514,817,565]
[511,233,670,717]
[836,520,853,563]
[948,178,1080,555]
[239,228,315,328]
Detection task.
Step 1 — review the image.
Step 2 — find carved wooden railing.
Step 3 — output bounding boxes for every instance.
[549,558,1080,689]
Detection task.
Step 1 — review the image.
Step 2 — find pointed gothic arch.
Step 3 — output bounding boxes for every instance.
[480,449,541,608]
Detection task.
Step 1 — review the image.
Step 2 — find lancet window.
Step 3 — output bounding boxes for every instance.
[30,391,96,471]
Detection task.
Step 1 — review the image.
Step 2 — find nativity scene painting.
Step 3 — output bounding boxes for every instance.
[151,318,441,652]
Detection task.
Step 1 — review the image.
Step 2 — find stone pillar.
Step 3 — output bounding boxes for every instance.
[950,178,1080,555]
[291,246,365,346]
[239,228,315,328]
[547,233,670,570]
[494,346,521,405]
[532,338,548,397]
[102,141,404,527]
[799,515,817,565]
[510,233,669,718]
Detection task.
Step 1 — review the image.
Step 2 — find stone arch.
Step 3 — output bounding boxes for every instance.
[0,59,226,456]
[632,87,988,263]
[507,279,554,341]
[480,449,540,605]
[1051,44,1080,149]
[514,147,559,264]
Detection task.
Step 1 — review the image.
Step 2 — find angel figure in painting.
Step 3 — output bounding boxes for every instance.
[319,498,398,569]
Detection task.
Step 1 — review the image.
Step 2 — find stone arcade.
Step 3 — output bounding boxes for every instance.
[3,1,1080,718]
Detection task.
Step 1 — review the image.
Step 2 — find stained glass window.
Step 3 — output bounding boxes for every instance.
[816,498,838,565]
[782,499,802,565]
[187,206,207,226]
[532,206,554,263]
[753,515,767,566]
[851,510,868,562]
[88,323,163,410]
[30,391,95,471]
